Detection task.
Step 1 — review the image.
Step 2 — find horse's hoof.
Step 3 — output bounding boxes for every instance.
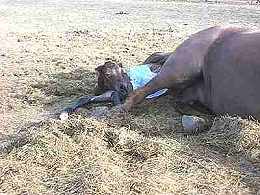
[181,115,208,134]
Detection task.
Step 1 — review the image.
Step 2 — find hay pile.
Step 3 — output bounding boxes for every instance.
[202,116,260,161]
[1,22,260,194]
[1,103,260,194]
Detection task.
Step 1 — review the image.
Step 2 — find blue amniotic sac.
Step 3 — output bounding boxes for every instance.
[127,64,168,99]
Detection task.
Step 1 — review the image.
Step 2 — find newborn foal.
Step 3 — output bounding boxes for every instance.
[59,57,169,119]
[59,61,133,119]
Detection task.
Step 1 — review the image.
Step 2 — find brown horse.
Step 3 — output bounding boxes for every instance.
[59,60,169,119]
[120,26,260,119]
[61,26,260,120]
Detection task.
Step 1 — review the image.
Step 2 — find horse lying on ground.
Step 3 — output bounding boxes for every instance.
[61,26,260,120]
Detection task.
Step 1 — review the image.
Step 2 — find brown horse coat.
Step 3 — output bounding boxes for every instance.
[122,26,260,118]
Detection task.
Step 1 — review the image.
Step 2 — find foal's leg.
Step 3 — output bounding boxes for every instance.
[60,91,123,119]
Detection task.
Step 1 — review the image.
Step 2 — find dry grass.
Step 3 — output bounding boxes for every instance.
[1,111,260,194]
[1,0,260,194]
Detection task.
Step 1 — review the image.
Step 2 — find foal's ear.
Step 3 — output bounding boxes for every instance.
[95,65,104,72]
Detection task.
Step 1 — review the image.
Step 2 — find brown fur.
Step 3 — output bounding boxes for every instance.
[121,26,260,119]
[95,61,133,96]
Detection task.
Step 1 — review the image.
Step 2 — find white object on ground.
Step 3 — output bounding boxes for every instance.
[60,112,69,121]
[127,64,168,99]
[181,115,207,133]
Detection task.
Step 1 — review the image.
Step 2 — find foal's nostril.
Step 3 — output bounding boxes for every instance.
[120,85,127,92]
[119,85,129,96]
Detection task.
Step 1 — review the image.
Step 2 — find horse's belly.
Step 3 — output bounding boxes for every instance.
[205,31,260,118]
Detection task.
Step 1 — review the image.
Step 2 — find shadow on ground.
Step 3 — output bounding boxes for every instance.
[30,67,97,113]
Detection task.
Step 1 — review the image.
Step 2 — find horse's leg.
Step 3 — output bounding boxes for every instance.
[89,91,123,106]
[143,52,172,64]
[60,91,123,119]
[121,54,202,111]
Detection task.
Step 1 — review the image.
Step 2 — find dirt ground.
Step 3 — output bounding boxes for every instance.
[1,0,260,194]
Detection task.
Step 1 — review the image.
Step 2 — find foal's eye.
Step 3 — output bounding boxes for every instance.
[105,73,112,77]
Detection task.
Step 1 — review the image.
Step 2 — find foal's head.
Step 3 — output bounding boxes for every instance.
[95,61,132,96]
